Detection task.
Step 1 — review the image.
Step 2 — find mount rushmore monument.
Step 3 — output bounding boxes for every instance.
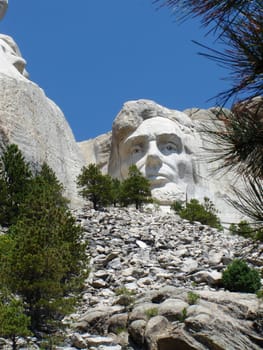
[0,0,242,221]
[79,99,242,222]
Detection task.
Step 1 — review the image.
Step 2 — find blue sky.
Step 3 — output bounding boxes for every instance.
[1,1,232,141]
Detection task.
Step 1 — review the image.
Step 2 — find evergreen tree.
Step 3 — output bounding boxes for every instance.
[0,144,32,226]
[120,165,152,209]
[77,163,113,210]
[110,178,121,207]
[2,164,88,332]
[0,293,31,350]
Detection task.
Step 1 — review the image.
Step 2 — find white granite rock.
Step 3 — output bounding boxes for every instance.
[0,35,85,205]
[68,206,263,350]
[80,99,245,223]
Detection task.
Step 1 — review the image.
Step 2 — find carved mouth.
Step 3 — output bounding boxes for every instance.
[146,173,168,180]
[146,174,169,187]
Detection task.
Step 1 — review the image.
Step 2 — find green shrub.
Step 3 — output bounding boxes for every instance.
[0,294,31,350]
[115,287,135,307]
[177,307,187,323]
[222,259,261,293]
[178,197,222,230]
[145,307,158,319]
[115,326,127,335]
[171,200,183,212]
[115,287,135,297]
[187,291,200,305]
[255,229,263,242]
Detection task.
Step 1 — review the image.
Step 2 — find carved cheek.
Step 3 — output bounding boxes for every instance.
[177,158,194,180]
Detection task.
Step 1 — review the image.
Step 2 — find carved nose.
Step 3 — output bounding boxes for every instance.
[145,142,162,167]
[146,154,162,167]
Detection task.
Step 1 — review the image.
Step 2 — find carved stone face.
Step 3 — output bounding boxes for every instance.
[0,39,25,73]
[0,35,27,76]
[119,117,196,197]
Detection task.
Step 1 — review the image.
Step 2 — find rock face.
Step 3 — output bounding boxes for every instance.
[79,132,112,174]
[79,99,244,223]
[65,206,263,350]
[0,33,85,204]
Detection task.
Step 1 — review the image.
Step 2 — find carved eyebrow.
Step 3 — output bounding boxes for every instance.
[124,134,149,146]
[156,133,181,142]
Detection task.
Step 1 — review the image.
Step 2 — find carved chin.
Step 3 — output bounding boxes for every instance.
[151,185,186,202]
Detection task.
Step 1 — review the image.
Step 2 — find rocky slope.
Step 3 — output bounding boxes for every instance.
[0,206,262,350]
[63,206,263,350]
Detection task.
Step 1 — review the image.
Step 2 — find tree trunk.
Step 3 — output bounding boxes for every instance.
[11,335,17,350]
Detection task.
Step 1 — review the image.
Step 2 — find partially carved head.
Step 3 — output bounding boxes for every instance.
[108,100,202,202]
[0,34,28,77]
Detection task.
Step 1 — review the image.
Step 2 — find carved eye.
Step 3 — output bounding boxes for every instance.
[162,142,177,153]
[166,144,175,151]
[131,145,142,155]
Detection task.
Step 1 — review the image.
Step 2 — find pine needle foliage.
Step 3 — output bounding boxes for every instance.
[77,164,113,210]
[176,197,222,230]
[154,0,255,28]
[228,176,263,224]
[154,1,263,226]
[202,98,263,178]
[154,0,263,103]
[120,165,152,209]
[0,144,32,226]
[0,293,31,350]
[6,164,88,332]
[222,259,261,293]
[0,153,89,334]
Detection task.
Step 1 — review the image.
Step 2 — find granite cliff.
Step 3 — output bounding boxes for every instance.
[0,32,85,204]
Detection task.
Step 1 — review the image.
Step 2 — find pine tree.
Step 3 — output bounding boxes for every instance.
[0,144,32,226]
[0,293,31,350]
[120,165,152,209]
[111,178,121,207]
[77,163,113,210]
[3,163,88,332]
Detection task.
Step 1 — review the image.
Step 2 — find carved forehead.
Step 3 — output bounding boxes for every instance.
[125,117,183,141]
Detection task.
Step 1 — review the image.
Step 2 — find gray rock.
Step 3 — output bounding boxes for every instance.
[71,333,87,349]
[158,298,189,322]
[69,207,263,350]
[191,270,222,286]
[128,319,146,346]
[145,316,171,350]
[129,303,159,322]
